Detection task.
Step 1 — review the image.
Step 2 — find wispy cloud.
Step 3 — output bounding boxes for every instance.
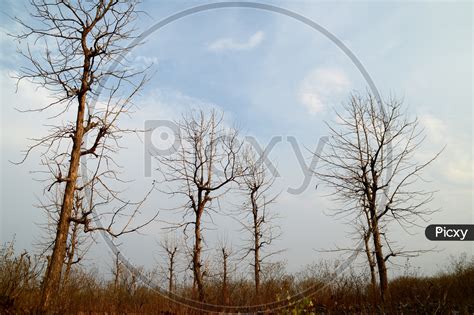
[208,31,265,52]
[298,68,350,114]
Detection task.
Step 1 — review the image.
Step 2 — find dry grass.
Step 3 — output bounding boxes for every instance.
[1,240,472,314]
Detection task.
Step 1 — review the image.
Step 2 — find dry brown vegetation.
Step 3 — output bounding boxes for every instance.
[1,239,472,314]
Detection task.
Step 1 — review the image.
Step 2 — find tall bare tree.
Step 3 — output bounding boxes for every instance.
[240,147,281,299]
[314,94,440,302]
[156,109,244,302]
[13,0,157,310]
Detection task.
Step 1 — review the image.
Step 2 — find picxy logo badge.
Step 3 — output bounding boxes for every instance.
[425,224,473,241]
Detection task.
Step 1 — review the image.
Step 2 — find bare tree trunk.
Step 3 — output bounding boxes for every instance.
[40,92,86,310]
[221,248,229,305]
[371,217,388,302]
[362,208,378,305]
[168,256,174,294]
[193,207,205,302]
[251,191,261,297]
[363,230,378,305]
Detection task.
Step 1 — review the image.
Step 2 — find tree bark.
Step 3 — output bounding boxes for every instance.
[193,206,205,302]
[251,190,260,297]
[363,230,378,305]
[221,248,229,305]
[40,86,87,311]
[371,217,388,302]
[63,221,79,285]
[168,252,174,294]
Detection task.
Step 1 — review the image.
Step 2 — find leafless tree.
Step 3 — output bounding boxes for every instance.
[314,93,441,302]
[239,146,281,299]
[13,0,157,310]
[215,237,235,306]
[159,235,179,294]
[156,109,244,302]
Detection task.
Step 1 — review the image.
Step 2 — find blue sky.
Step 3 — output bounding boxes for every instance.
[0,0,472,279]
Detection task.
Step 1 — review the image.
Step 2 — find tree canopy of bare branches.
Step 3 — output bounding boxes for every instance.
[314,93,441,302]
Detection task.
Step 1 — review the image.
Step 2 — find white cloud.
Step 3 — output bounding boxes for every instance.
[298,68,350,114]
[208,31,265,52]
[419,114,473,184]
[419,114,447,143]
[0,71,57,149]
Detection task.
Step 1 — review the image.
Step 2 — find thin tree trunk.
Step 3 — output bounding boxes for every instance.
[193,207,205,302]
[221,248,229,305]
[114,252,121,293]
[168,254,174,294]
[371,218,388,302]
[363,230,378,306]
[368,171,388,303]
[40,91,87,311]
[251,191,260,297]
